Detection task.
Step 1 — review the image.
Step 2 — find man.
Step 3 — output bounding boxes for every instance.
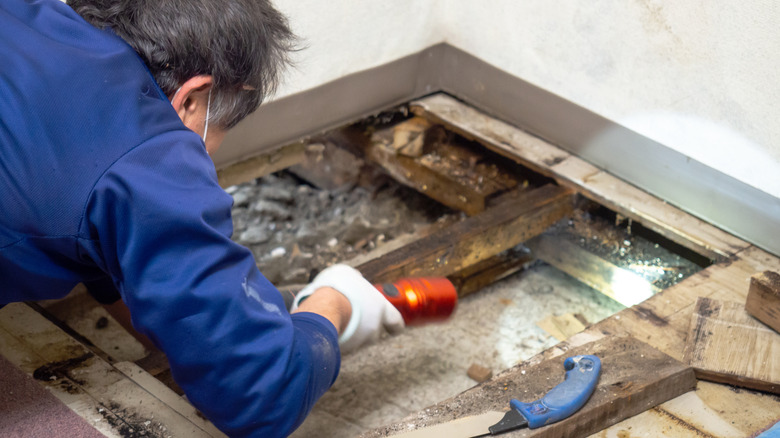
[0,0,403,436]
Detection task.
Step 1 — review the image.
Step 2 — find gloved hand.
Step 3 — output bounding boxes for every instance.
[293,264,405,353]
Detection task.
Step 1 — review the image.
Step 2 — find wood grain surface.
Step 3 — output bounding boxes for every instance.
[684,297,780,394]
[746,271,780,333]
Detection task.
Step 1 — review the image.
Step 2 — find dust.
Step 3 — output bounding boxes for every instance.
[33,352,93,385]
[96,402,169,438]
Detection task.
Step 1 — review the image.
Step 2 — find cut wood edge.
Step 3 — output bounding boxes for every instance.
[745,270,780,334]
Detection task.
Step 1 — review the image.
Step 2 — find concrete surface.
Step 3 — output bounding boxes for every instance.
[291,261,625,437]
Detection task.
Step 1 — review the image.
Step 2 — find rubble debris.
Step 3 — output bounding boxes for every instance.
[467,364,493,383]
[229,170,453,286]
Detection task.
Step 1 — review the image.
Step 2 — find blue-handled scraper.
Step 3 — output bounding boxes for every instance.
[392,355,601,437]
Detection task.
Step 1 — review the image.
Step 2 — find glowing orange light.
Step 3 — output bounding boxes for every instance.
[404,289,420,311]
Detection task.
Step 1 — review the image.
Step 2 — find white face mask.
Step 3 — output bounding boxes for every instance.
[172,86,211,144]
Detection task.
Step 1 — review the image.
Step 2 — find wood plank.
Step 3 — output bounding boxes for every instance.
[356,184,574,283]
[551,157,749,261]
[746,271,780,333]
[410,93,750,260]
[447,247,533,296]
[587,245,780,362]
[364,335,696,438]
[216,141,306,188]
[683,297,780,394]
[287,140,367,191]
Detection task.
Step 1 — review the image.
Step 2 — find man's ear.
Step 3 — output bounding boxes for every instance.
[170,75,213,129]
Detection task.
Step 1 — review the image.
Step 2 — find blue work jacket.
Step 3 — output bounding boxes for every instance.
[0,1,340,436]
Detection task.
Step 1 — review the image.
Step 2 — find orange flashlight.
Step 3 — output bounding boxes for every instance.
[374,277,458,325]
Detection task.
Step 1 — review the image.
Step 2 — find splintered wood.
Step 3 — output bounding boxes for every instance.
[684,297,780,394]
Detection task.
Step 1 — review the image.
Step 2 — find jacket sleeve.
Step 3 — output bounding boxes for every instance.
[82,130,340,437]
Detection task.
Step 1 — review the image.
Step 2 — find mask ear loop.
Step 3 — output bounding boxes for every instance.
[202,87,212,144]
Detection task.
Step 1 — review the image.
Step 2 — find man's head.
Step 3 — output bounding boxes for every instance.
[67,0,296,153]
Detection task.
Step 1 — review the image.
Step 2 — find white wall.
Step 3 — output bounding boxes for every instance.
[439,0,780,199]
[62,0,779,199]
[274,0,780,199]
[272,1,442,97]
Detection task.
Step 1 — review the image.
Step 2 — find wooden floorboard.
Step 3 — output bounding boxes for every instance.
[0,303,224,438]
[411,94,751,261]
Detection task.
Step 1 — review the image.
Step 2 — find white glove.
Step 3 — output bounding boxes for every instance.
[293,264,405,353]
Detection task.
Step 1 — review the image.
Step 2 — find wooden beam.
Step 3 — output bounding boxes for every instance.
[366,336,696,438]
[684,297,780,394]
[216,142,306,188]
[447,247,533,297]
[356,184,574,283]
[366,117,520,216]
[746,271,780,333]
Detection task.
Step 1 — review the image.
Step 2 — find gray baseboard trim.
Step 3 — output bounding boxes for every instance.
[216,43,780,257]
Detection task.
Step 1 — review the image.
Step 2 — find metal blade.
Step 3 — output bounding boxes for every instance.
[488,409,528,434]
[389,411,506,438]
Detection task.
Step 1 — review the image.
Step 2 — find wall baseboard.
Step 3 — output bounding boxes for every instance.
[215,43,780,257]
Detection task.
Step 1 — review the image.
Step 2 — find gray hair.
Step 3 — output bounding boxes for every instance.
[67,0,297,129]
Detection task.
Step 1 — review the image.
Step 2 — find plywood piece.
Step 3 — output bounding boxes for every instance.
[0,351,107,438]
[745,270,780,333]
[365,335,696,438]
[356,184,574,283]
[410,93,750,260]
[684,297,780,394]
